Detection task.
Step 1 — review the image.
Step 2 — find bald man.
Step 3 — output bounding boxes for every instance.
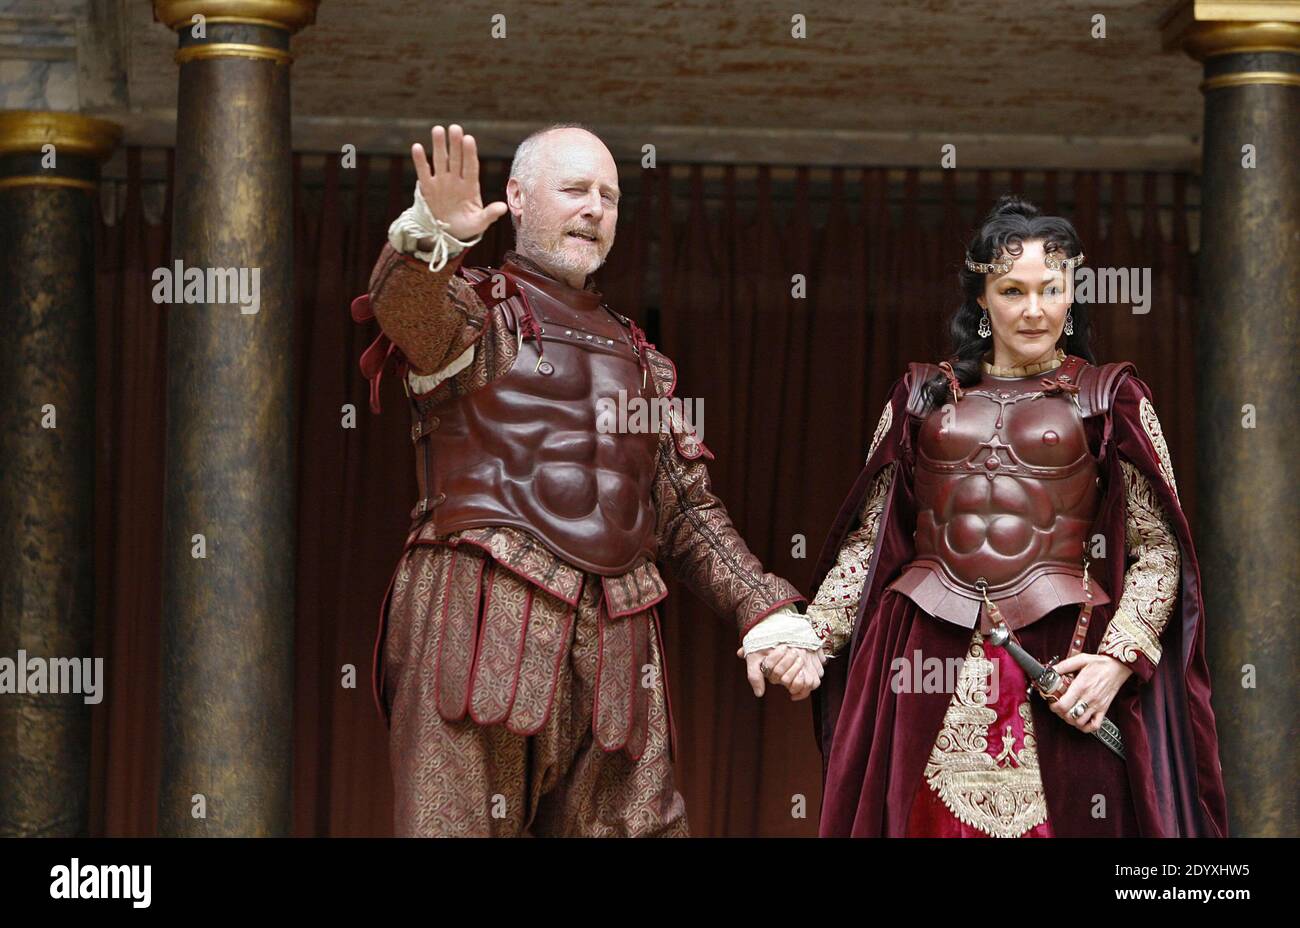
[353,123,824,836]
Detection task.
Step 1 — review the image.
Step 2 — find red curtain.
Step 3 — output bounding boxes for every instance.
[91,149,1199,836]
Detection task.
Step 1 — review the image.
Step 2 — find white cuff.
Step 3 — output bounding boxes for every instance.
[407,345,475,395]
[741,605,821,656]
[387,184,482,271]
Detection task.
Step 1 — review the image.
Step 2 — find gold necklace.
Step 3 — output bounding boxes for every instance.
[982,348,1065,378]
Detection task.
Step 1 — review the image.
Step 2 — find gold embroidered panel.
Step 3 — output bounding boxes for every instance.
[922,629,1049,838]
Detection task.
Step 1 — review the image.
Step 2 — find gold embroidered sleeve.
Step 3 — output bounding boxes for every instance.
[807,463,894,656]
[1099,460,1180,669]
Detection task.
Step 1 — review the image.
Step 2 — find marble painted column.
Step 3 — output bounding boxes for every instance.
[1166,3,1300,837]
[0,110,120,836]
[151,0,318,836]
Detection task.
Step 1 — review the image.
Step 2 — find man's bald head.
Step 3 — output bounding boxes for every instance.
[505,124,620,287]
[508,125,616,222]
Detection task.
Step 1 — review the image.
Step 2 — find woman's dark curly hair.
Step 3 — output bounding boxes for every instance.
[922,194,1095,410]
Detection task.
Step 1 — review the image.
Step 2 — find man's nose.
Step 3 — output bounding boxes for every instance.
[581,191,603,221]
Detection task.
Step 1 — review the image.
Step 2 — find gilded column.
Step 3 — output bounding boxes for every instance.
[0,111,121,836]
[152,0,318,836]
[1164,2,1300,837]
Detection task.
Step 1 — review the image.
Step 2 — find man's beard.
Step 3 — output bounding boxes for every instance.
[515,220,611,282]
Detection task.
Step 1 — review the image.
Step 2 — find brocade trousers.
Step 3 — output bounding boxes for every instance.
[382,541,689,837]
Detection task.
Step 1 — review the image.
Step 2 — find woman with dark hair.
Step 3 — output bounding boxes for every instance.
[807,195,1228,837]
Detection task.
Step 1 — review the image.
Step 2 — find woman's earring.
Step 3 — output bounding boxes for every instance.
[1064,312,1074,336]
[978,311,992,339]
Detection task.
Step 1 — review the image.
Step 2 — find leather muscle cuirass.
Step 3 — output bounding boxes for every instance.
[888,358,1111,630]
[409,260,661,575]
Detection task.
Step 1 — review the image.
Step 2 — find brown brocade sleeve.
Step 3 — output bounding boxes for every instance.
[651,433,805,638]
[366,243,490,376]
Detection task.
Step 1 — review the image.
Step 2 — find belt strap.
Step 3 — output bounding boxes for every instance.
[411,410,440,442]
[1066,554,1097,658]
[978,585,1090,696]
[409,400,443,524]
[410,492,446,521]
[1066,602,1093,659]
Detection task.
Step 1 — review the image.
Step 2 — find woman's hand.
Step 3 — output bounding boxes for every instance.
[738,645,825,700]
[1049,653,1133,733]
[782,648,825,701]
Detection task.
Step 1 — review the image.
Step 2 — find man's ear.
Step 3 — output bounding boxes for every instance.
[505,177,525,226]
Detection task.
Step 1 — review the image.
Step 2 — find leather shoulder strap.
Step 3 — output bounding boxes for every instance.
[1074,359,1137,418]
[461,265,522,333]
[462,264,504,296]
[905,362,942,417]
[600,304,636,331]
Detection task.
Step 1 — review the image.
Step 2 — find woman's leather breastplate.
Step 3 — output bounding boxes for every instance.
[888,360,1111,629]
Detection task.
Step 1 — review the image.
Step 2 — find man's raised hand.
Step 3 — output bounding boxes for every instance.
[411,124,508,242]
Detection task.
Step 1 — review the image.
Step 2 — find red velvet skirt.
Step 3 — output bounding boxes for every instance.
[819,590,1138,837]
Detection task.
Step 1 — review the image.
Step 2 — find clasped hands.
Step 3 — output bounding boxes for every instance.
[735,644,827,701]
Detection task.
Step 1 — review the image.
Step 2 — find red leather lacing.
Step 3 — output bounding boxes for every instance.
[627,319,656,382]
[937,360,964,402]
[1040,376,1081,397]
[517,299,546,360]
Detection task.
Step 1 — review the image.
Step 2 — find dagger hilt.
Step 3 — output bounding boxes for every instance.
[987,622,1068,701]
[986,621,1127,761]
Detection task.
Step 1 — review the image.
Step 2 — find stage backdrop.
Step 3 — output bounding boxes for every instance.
[91,147,1199,836]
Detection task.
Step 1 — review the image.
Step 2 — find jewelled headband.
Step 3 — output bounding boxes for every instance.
[964,249,1086,274]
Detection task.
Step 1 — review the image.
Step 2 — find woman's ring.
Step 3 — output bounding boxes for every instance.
[1069,700,1089,720]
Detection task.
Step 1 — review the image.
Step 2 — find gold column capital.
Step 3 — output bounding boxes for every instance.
[1161,1,1300,58]
[0,110,122,160]
[153,0,320,33]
